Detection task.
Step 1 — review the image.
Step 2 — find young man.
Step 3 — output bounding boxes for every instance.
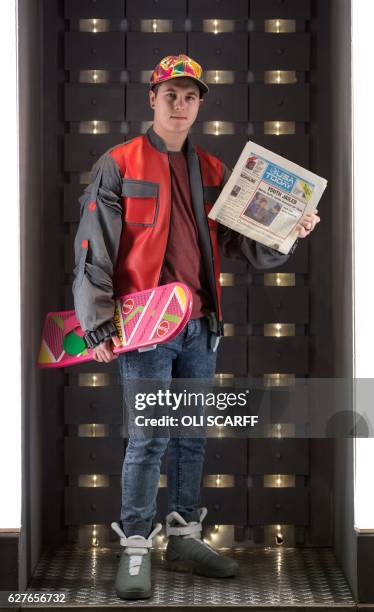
[72,54,320,600]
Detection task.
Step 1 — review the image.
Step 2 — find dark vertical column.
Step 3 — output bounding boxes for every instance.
[323,0,355,598]
[41,0,66,548]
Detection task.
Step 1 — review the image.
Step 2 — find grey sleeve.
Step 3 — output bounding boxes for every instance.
[72,153,123,332]
[217,163,294,270]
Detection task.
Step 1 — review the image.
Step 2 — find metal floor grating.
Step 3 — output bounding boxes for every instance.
[27,545,355,609]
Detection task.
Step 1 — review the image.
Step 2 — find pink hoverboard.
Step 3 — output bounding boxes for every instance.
[37,283,193,368]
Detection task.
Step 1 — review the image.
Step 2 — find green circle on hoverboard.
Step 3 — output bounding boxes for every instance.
[63,331,87,356]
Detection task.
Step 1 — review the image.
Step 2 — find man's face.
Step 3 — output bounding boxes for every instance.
[149,77,203,133]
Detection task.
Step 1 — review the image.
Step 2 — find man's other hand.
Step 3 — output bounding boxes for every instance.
[92,335,121,363]
[296,210,321,238]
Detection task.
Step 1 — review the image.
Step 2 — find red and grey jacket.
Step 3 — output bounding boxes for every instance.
[72,125,290,337]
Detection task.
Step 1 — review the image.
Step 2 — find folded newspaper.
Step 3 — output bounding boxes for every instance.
[208,141,328,255]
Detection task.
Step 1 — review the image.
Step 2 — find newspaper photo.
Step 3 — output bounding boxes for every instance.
[208,141,328,255]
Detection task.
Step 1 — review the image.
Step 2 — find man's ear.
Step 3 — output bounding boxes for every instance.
[149,91,155,109]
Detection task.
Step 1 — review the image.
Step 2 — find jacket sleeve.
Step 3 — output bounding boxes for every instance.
[217,163,297,270]
[72,152,123,332]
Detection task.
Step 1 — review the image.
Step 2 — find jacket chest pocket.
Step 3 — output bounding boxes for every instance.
[122,179,159,226]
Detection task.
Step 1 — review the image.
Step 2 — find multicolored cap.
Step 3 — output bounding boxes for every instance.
[150,54,209,95]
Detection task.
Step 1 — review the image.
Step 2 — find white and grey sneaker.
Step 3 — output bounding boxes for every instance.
[165,507,238,578]
[111,521,162,599]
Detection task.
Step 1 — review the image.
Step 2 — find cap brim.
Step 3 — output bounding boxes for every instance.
[150,74,209,95]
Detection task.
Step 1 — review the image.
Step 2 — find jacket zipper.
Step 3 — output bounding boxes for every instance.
[157,153,173,286]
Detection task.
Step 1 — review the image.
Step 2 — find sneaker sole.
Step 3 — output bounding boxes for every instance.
[115,587,152,600]
[166,558,238,578]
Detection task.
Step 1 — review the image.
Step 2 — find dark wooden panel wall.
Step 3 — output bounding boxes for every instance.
[60,0,332,547]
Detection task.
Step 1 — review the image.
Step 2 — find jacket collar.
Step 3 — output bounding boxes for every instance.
[146,124,195,157]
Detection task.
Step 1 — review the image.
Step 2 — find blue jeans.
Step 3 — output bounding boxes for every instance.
[117,317,217,537]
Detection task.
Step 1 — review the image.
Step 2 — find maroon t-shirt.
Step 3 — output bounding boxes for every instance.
[160,149,212,319]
